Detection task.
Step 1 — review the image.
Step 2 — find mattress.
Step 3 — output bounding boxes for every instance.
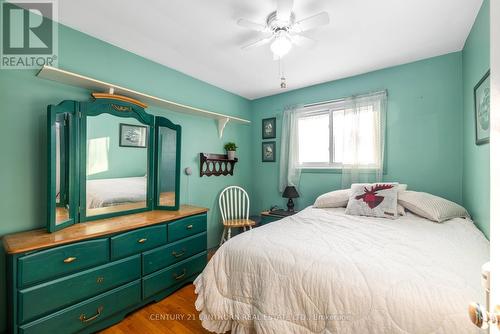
[195,206,488,333]
[86,176,146,209]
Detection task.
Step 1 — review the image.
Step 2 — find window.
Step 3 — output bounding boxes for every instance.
[296,99,382,169]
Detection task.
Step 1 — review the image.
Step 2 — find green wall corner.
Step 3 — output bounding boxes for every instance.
[250,52,465,214]
[462,0,490,238]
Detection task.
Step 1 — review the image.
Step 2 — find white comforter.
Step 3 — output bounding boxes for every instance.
[86,176,146,208]
[194,207,489,334]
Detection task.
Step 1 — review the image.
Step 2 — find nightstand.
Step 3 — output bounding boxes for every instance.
[260,210,297,225]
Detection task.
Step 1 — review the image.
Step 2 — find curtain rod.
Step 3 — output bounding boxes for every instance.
[303,90,387,108]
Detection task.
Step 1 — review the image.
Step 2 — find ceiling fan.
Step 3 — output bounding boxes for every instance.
[237,0,330,59]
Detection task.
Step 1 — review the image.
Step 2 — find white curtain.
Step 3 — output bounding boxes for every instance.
[341,91,387,188]
[279,105,304,192]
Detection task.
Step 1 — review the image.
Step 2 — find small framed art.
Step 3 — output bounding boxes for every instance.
[474,70,490,145]
[119,123,148,148]
[262,142,276,162]
[262,117,276,139]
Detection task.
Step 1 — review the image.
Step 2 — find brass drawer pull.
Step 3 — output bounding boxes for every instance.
[172,249,186,258]
[96,276,105,284]
[138,238,147,244]
[186,224,193,230]
[63,256,77,263]
[79,306,103,323]
[173,268,187,280]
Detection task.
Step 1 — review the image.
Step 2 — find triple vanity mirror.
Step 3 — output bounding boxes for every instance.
[47,94,181,232]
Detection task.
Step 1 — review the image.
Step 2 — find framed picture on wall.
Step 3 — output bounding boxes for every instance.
[119,123,147,148]
[262,141,276,162]
[262,117,276,139]
[474,70,490,145]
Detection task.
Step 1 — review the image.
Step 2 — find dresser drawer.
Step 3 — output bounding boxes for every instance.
[110,225,167,260]
[167,214,207,242]
[143,232,207,275]
[142,252,207,299]
[19,280,141,334]
[18,255,141,324]
[18,239,109,288]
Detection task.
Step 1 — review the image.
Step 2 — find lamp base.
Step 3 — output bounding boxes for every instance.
[287,198,295,212]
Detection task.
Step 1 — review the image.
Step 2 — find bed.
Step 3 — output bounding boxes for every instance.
[195,206,489,333]
[86,176,147,209]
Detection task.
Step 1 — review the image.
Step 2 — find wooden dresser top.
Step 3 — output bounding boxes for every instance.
[2,205,209,254]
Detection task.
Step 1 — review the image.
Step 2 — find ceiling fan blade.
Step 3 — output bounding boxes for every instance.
[237,18,266,32]
[241,35,274,50]
[290,34,316,48]
[276,0,294,22]
[294,11,329,32]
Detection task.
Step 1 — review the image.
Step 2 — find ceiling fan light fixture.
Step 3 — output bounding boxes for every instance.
[270,32,292,58]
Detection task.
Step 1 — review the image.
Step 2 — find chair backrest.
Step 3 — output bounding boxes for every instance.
[219,186,250,221]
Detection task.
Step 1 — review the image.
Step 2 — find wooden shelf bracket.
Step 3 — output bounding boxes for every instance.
[218,117,230,139]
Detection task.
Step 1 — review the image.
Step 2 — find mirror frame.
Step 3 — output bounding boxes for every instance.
[154,116,181,211]
[79,97,155,222]
[47,95,183,231]
[47,101,79,232]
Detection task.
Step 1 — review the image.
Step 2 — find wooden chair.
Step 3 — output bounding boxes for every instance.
[219,186,256,246]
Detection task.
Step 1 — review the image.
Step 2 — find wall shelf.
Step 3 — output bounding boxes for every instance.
[199,153,238,177]
[36,66,250,138]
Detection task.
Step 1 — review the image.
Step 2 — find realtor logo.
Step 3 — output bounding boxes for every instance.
[1,0,58,69]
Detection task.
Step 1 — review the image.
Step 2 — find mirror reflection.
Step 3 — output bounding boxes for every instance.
[157,126,177,207]
[86,114,148,216]
[55,114,69,225]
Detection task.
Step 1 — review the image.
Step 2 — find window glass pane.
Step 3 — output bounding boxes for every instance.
[298,113,329,164]
[296,100,380,168]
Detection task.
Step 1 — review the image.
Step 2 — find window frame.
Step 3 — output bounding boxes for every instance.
[295,102,381,170]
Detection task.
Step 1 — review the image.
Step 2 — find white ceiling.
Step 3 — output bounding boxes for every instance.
[53,0,483,100]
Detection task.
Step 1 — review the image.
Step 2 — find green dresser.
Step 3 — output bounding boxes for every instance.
[4,209,208,334]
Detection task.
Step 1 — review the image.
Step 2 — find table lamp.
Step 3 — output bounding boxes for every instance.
[282,186,299,212]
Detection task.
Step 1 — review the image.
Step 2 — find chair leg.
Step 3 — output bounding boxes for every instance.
[227,227,232,240]
[248,225,252,230]
[219,227,227,247]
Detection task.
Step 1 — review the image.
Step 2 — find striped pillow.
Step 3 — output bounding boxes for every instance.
[398,191,470,223]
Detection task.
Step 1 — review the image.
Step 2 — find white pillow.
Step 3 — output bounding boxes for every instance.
[398,191,470,223]
[313,189,350,208]
[346,183,399,219]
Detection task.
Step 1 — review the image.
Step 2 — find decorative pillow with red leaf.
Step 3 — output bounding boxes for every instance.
[345,183,399,219]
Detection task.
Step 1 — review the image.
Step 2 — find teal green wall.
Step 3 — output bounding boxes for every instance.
[0,19,252,332]
[250,53,464,214]
[462,0,490,238]
[0,3,491,332]
[86,114,147,180]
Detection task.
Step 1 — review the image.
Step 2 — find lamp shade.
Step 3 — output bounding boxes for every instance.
[282,186,299,199]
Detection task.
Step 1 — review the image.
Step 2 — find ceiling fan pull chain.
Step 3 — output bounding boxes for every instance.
[280,58,287,89]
